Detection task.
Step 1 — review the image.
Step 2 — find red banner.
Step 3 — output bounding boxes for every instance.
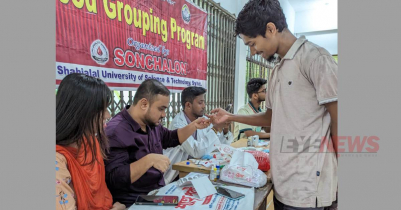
[56,0,208,92]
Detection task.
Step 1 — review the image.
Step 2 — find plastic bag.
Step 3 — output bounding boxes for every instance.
[244,150,270,172]
[209,144,237,165]
[220,150,267,188]
[216,144,237,156]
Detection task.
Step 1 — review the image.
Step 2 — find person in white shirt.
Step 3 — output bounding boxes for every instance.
[163,87,233,184]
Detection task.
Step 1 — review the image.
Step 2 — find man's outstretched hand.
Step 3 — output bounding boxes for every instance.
[206,108,232,125]
[193,117,211,129]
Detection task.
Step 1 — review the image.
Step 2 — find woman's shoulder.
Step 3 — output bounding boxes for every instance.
[56,152,67,165]
[56,152,69,176]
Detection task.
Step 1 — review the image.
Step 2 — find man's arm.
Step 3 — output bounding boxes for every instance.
[209,108,272,127]
[217,122,234,144]
[105,148,150,185]
[306,54,338,155]
[169,118,219,158]
[105,148,143,188]
[128,155,156,183]
[263,126,271,133]
[244,130,270,139]
[217,130,234,145]
[325,101,338,155]
[177,118,210,144]
[105,148,170,187]
[230,109,272,127]
[128,154,170,183]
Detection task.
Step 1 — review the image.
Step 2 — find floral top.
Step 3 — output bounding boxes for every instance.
[56,152,77,210]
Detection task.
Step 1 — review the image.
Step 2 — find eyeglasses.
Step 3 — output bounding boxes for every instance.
[257,88,267,93]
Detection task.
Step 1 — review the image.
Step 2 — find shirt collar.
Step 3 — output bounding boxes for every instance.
[183,111,193,125]
[248,101,262,113]
[122,105,143,132]
[182,111,197,140]
[282,35,308,60]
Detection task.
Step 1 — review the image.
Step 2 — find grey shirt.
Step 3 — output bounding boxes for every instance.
[266,36,338,208]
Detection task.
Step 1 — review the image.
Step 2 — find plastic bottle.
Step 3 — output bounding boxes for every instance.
[209,165,216,181]
[216,165,221,180]
[253,135,259,146]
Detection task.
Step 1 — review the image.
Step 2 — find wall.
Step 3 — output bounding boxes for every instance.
[279,0,296,33]
[294,2,338,55]
[304,33,338,55]
[294,3,337,33]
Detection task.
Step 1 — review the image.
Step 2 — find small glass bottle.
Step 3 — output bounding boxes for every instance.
[209,165,216,181]
[216,165,221,180]
[213,167,218,181]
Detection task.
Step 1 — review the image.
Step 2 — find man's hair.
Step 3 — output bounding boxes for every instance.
[246,78,267,98]
[133,79,170,105]
[181,87,207,109]
[235,0,288,38]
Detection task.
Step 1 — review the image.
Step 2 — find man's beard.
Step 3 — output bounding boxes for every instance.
[266,53,280,66]
[144,111,162,127]
[258,97,266,103]
[193,110,204,118]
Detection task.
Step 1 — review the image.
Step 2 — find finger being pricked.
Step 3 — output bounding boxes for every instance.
[206,113,218,120]
[205,114,213,119]
[203,119,211,125]
[209,108,222,114]
[194,117,204,122]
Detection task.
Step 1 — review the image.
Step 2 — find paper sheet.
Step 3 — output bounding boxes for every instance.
[190,176,217,199]
[258,140,270,146]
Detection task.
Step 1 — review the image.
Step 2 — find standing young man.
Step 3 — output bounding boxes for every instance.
[209,0,338,209]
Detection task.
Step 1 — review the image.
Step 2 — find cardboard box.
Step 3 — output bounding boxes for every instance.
[266,190,274,210]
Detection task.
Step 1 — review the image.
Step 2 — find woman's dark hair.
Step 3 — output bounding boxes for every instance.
[56,73,112,165]
[235,0,288,38]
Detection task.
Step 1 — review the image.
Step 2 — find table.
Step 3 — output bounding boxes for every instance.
[172,159,211,178]
[231,138,270,148]
[172,138,271,181]
[171,138,273,210]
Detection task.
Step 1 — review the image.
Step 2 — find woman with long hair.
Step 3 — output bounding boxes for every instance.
[55,73,125,210]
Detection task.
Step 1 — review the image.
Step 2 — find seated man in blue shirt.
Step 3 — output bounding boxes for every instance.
[104,79,210,207]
